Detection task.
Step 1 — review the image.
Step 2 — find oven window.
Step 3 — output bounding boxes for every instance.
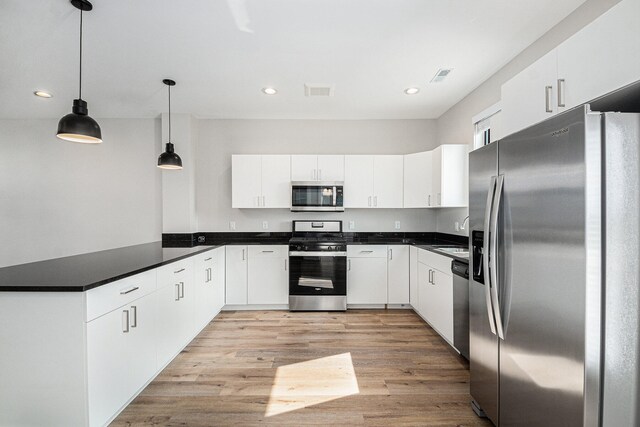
[289,255,347,295]
[292,186,340,207]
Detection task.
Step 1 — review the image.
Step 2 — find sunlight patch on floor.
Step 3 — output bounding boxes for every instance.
[265,352,360,417]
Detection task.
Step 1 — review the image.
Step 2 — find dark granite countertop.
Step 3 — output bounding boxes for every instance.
[1,231,469,292]
[0,242,223,292]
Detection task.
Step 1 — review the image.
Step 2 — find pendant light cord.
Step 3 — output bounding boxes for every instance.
[79,9,83,100]
[168,84,171,143]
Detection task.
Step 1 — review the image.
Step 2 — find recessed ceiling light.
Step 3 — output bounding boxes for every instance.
[34,90,53,98]
[262,87,277,95]
[404,87,420,95]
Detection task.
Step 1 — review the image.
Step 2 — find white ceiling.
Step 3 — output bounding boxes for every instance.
[0,0,586,120]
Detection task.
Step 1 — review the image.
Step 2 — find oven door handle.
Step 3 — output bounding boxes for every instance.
[289,251,347,257]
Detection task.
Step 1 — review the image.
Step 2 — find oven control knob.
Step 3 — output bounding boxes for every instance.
[328,246,333,251]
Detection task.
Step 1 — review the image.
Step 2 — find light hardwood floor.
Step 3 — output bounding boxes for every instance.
[112,310,492,426]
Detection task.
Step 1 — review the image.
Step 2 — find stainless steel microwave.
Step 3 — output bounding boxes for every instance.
[291,181,344,212]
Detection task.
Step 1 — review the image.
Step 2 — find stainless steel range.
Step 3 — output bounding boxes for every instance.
[288,220,347,311]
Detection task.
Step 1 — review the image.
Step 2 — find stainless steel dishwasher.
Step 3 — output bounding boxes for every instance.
[452,259,469,360]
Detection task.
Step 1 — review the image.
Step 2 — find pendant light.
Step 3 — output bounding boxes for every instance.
[57,0,102,143]
[157,79,183,170]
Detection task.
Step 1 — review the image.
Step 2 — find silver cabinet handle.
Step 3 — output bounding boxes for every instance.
[545,85,553,113]
[428,269,432,284]
[204,257,212,261]
[262,195,266,206]
[368,196,372,207]
[428,195,431,206]
[175,283,180,301]
[389,248,393,260]
[490,175,506,340]
[557,78,565,107]
[313,169,317,180]
[360,250,373,253]
[348,259,351,271]
[242,249,245,261]
[261,250,274,253]
[284,259,287,271]
[122,310,130,333]
[174,268,185,274]
[130,305,137,328]
[256,196,261,207]
[374,195,377,207]
[483,176,498,336]
[205,267,209,283]
[120,286,139,295]
[318,169,322,180]
[179,281,185,299]
[209,267,213,282]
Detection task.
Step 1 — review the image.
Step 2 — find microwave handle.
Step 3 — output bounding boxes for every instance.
[333,186,337,206]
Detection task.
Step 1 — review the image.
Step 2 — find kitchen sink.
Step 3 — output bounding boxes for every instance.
[432,246,469,257]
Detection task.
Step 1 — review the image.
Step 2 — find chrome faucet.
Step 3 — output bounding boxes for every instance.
[460,215,469,231]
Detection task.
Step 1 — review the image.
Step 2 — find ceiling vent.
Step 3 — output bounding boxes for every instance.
[305,84,334,97]
[430,69,453,83]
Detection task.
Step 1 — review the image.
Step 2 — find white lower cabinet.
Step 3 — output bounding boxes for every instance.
[247,245,288,305]
[409,246,418,308]
[194,247,226,329]
[416,249,454,344]
[156,259,195,369]
[225,245,248,304]
[387,245,409,304]
[347,245,388,304]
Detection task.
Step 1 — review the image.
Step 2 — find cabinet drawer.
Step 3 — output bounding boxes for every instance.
[347,245,387,258]
[86,269,156,322]
[194,248,218,264]
[248,245,288,258]
[157,258,194,290]
[417,249,452,275]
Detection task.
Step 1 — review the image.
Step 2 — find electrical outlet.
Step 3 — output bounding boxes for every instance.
[262,221,268,230]
[197,235,206,243]
[229,221,236,230]
[349,220,355,230]
[454,221,460,232]
[395,221,401,230]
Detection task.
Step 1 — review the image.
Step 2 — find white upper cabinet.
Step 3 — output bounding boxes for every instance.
[344,155,374,208]
[432,145,468,208]
[373,155,404,208]
[404,151,433,208]
[344,155,403,208]
[232,155,291,208]
[556,0,640,109]
[291,155,344,181]
[501,0,640,137]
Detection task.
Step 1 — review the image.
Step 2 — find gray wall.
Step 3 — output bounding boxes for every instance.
[0,119,162,267]
[434,0,621,236]
[194,119,439,232]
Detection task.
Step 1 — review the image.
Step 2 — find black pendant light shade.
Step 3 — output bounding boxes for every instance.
[57,0,102,144]
[158,79,183,170]
[57,99,102,143]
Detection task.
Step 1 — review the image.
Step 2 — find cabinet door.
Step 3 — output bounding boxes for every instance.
[431,147,442,207]
[317,155,345,181]
[409,246,418,308]
[373,155,404,208]
[347,257,388,304]
[501,49,558,137]
[213,247,226,314]
[261,155,291,208]
[232,155,262,208]
[417,263,433,320]
[403,151,432,208]
[225,246,248,304]
[557,0,640,110]
[126,293,157,397]
[247,246,288,305]
[87,307,129,427]
[432,269,454,344]
[194,251,215,330]
[344,155,374,208]
[387,245,409,304]
[440,145,468,207]
[291,155,318,181]
[155,281,183,368]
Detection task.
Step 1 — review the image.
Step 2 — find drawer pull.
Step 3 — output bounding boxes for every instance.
[360,250,374,253]
[174,268,186,274]
[261,250,274,253]
[122,310,130,333]
[175,283,180,301]
[204,257,212,261]
[120,286,139,295]
[179,281,185,299]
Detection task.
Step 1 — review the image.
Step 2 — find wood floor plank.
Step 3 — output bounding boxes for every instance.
[111,310,492,427]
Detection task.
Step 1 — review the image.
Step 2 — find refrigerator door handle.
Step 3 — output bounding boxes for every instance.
[490,175,506,340]
[483,176,498,336]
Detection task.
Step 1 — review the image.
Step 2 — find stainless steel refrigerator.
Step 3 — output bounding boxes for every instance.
[469,104,640,426]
